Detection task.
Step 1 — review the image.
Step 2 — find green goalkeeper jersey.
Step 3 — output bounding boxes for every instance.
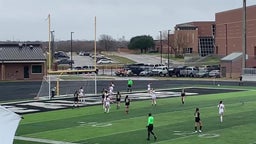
[148,116,154,125]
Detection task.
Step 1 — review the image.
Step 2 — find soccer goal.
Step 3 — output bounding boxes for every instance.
[36,74,98,100]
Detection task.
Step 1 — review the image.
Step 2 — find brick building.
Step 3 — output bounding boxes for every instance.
[215,5,256,78]
[215,5,256,68]
[0,43,46,80]
[166,21,215,57]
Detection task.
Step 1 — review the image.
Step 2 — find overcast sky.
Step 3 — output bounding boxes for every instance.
[0,0,255,41]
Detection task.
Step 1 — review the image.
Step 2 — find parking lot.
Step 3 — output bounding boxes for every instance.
[55,52,222,78]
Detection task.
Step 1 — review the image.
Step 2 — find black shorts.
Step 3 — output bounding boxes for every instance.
[147,124,153,131]
[195,117,200,122]
[116,98,121,102]
[181,93,185,97]
[128,85,132,88]
[74,97,79,102]
[125,102,130,106]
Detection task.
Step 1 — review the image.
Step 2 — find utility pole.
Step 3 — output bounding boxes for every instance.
[71,32,74,69]
[167,30,171,70]
[159,31,163,64]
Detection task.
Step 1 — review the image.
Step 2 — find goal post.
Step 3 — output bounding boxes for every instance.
[36,73,97,100]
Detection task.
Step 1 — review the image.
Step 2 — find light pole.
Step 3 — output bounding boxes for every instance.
[167,30,171,70]
[159,31,162,64]
[71,32,74,69]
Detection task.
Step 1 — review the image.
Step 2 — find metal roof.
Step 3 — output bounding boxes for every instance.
[221,52,242,61]
[0,45,46,61]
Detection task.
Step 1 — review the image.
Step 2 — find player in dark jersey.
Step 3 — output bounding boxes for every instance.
[181,88,185,104]
[101,88,108,109]
[194,107,202,133]
[116,91,121,109]
[73,90,79,108]
[124,95,130,114]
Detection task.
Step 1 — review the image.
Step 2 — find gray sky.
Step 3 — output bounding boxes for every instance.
[0,0,255,41]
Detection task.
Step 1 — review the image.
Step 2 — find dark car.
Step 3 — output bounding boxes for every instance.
[56,58,74,65]
[169,66,186,77]
[82,65,98,74]
[54,51,69,59]
[125,63,145,76]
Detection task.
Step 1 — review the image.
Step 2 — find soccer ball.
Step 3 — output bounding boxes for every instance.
[217,84,220,86]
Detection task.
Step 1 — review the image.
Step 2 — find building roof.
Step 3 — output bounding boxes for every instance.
[175,21,215,28]
[175,22,197,29]
[221,52,243,61]
[0,43,46,61]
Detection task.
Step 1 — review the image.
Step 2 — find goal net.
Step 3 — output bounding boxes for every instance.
[36,74,97,100]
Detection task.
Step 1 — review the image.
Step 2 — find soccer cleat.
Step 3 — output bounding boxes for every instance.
[194,130,198,133]
[199,130,202,133]
[147,138,150,141]
[154,136,157,141]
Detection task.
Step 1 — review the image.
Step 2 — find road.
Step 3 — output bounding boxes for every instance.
[69,52,184,68]
[113,52,183,65]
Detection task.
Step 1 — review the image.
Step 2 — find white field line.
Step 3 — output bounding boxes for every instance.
[15,136,79,144]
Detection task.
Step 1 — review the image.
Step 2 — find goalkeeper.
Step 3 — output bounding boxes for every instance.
[146,113,157,141]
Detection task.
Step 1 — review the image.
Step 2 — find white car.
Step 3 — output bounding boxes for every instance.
[151,66,168,76]
[97,59,113,64]
[209,70,220,78]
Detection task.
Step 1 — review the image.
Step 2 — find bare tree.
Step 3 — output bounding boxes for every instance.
[98,34,116,51]
[169,32,190,58]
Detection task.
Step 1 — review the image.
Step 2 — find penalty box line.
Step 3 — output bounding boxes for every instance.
[15,136,79,144]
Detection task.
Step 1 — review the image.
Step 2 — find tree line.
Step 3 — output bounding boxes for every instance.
[2,32,189,57]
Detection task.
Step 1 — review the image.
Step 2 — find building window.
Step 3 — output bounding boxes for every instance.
[32,65,42,74]
[184,47,192,54]
[198,36,214,57]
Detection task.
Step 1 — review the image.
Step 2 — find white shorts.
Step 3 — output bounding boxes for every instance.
[219,110,224,115]
[105,103,110,108]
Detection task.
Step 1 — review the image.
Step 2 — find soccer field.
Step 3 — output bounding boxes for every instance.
[14,86,256,144]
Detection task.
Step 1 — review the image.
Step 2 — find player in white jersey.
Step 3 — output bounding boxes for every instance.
[218,101,225,122]
[150,88,157,106]
[104,95,111,113]
[79,87,85,103]
[109,84,114,98]
[147,82,151,93]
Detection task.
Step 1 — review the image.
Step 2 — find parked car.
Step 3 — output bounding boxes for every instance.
[179,66,198,77]
[54,51,69,59]
[209,70,220,78]
[115,68,133,77]
[82,65,98,74]
[125,63,145,75]
[151,66,168,76]
[97,59,113,64]
[153,64,165,68]
[78,51,90,56]
[139,67,153,76]
[195,69,209,78]
[67,66,83,74]
[168,66,186,77]
[56,58,74,65]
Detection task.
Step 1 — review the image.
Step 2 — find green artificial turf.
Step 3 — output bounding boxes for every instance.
[14,87,256,144]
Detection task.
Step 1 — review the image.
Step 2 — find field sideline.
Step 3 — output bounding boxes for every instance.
[14,86,256,144]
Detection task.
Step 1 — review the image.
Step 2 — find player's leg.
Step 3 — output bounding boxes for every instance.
[220,112,223,122]
[199,121,203,132]
[194,122,198,132]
